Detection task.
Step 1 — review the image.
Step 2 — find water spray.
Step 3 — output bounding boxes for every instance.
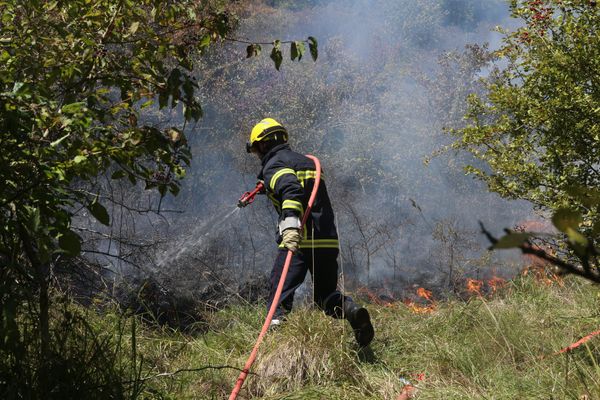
[156,206,240,267]
[157,178,265,268]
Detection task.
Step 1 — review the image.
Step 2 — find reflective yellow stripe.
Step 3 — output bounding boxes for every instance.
[270,168,296,191]
[296,170,317,180]
[300,238,339,249]
[299,244,339,249]
[296,170,323,188]
[278,239,339,249]
[282,199,304,215]
[303,239,339,245]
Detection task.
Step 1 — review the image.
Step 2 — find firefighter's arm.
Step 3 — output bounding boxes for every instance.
[266,167,304,249]
[269,168,304,217]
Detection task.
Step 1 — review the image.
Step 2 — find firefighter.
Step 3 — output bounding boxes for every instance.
[246,117,374,347]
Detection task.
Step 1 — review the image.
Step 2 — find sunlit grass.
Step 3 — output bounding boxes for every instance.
[94,275,600,399]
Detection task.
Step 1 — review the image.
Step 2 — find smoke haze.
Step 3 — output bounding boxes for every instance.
[146,0,532,298]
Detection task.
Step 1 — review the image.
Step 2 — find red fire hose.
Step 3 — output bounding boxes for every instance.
[229,155,322,400]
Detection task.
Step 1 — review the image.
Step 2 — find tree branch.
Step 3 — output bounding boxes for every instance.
[479,222,600,283]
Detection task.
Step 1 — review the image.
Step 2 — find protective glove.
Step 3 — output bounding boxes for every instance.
[281,228,302,252]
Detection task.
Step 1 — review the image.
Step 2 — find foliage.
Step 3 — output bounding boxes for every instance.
[450,0,600,278]
[0,0,233,396]
[1,298,145,400]
[0,0,227,270]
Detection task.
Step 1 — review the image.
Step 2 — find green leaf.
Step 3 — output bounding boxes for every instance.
[308,36,318,61]
[199,34,211,48]
[61,102,86,114]
[23,206,41,234]
[593,220,600,236]
[128,174,137,185]
[183,102,203,122]
[182,79,195,101]
[169,182,180,196]
[291,41,305,61]
[158,91,169,109]
[552,208,582,233]
[144,181,156,190]
[58,230,81,257]
[565,185,600,208]
[214,11,230,36]
[492,232,533,249]
[111,170,126,179]
[565,227,588,247]
[270,40,283,71]
[12,82,27,94]
[88,201,110,226]
[290,41,306,61]
[179,56,193,71]
[246,43,261,58]
[129,21,140,35]
[140,99,154,109]
[50,133,70,147]
[0,0,237,274]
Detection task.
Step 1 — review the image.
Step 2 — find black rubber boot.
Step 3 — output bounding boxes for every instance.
[344,302,374,347]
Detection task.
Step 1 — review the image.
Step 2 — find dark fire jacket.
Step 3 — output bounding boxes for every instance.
[258,144,339,250]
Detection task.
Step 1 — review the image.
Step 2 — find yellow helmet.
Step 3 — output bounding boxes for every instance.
[246,118,288,153]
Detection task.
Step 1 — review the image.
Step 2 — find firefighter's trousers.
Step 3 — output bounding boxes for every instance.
[267,248,353,318]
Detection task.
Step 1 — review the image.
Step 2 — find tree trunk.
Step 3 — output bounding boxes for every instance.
[36,263,50,397]
[18,225,50,396]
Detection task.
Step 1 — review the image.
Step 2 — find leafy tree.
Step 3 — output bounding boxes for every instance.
[0,0,317,396]
[0,1,231,395]
[450,0,600,281]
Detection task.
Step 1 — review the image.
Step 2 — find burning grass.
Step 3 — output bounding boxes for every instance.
[403,287,437,315]
[90,275,600,399]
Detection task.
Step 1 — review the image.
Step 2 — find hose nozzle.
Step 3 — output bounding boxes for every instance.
[238,182,265,208]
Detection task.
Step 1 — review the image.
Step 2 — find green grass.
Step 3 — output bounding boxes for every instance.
[99,276,600,399]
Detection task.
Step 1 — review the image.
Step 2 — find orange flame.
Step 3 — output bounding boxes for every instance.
[487,276,507,294]
[466,279,483,296]
[403,300,436,314]
[403,287,436,314]
[416,287,433,301]
[522,265,564,287]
